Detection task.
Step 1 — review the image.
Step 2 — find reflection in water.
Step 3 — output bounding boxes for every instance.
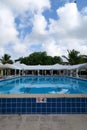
[0,76,87,94]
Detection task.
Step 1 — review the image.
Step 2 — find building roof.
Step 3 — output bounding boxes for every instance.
[0,62,87,71]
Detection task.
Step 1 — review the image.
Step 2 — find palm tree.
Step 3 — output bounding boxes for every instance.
[0,54,13,64]
[80,55,87,63]
[62,49,82,65]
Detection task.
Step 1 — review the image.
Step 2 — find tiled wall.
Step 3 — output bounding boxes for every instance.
[0,98,87,114]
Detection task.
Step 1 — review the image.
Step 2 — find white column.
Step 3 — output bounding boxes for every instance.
[59,70,61,76]
[67,70,68,76]
[5,69,6,76]
[45,70,46,75]
[51,70,53,76]
[70,70,73,77]
[15,69,16,76]
[19,70,20,76]
[76,69,79,78]
[38,70,39,76]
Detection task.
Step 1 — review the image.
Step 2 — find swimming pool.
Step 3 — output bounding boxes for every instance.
[0,76,87,94]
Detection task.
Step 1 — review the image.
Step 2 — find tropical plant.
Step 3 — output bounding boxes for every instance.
[0,54,13,64]
[62,49,83,65]
[53,56,63,64]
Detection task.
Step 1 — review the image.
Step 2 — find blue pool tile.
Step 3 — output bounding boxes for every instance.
[81,108,86,113]
[27,98,31,102]
[0,103,2,107]
[66,108,71,113]
[66,98,71,102]
[0,109,2,113]
[62,103,66,107]
[12,103,16,107]
[47,108,51,113]
[12,98,16,102]
[51,98,56,102]
[85,108,87,113]
[66,103,71,107]
[37,108,42,113]
[32,108,36,113]
[52,103,56,107]
[32,98,36,103]
[7,108,11,113]
[22,103,26,107]
[71,98,76,102]
[7,103,11,107]
[47,98,51,102]
[62,108,66,113]
[2,109,6,114]
[27,108,31,113]
[2,103,6,107]
[61,98,66,102]
[72,103,76,107]
[12,108,16,113]
[57,98,61,102]
[22,108,26,113]
[85,103,87,107]
[80,103,85,107]
[72,108,76,113]
[42,103,47,107]
[52,108,56,113]
[57,102,61,108]
[7,98,12,102]
[36,103,42,107]
[42,108,46,113]
[76,103,80,107]
[76,98,80,102]
[85,98,87,102]
[17,98,21,102]
[47,103,52,108]
[21,98,27,102]
[77,108,81,113]
[17,108,21,113]
[57,108,61,113]
[2,98,6,102]
[17,103,21,107]
[32,103,36,107]
[27,103,31,107]
[0,97,87,114]
[81,98,85,102]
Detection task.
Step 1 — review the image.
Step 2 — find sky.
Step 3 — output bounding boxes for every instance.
[0,0,87,60]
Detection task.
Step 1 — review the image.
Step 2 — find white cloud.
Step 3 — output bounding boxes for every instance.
[1,0,51,15]
[42,39,66,56]
[25,2,87,57]
[32,13,48,34]
[0,2,18,45]
[46,2,87,55]
[0,0,51,58]
[13,42,27,54]
[0,48,5,56]
[81,7,87,15]
[0,1,87,59]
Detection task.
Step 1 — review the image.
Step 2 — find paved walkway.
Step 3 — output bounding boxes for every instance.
[0,114,87,130]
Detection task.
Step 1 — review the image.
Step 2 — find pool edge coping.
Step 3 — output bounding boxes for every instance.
[0,94,87,98]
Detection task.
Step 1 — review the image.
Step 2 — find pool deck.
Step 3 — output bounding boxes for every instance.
[0,114,87,130]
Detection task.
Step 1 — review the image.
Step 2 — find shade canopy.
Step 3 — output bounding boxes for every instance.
[0,62,87,71]
[68,63,87,70]
[0,63,21,70]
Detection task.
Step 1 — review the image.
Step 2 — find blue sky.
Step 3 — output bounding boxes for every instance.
[0,0,87,60]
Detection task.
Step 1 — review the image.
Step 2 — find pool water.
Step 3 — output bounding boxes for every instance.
[0,76,87,94]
